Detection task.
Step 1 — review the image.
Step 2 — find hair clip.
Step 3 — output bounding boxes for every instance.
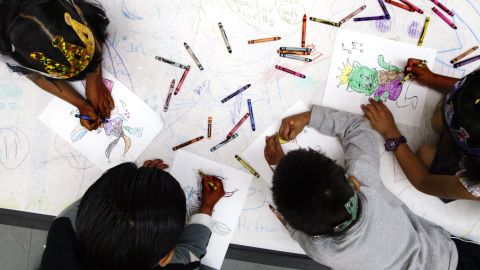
[475,98,480,105]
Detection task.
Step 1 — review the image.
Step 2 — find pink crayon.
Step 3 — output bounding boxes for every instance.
[275,65,306,78]
[432,7,457,29]
[227,113,250,138]
[399,0,423,14]
[174,66,191,95]
[430,0,454,17]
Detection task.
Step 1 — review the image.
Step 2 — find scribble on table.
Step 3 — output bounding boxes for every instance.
[337,55,418,108]
[0,127,30,170]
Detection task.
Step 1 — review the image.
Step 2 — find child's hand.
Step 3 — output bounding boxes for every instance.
[78,103,102,131]
[199,175,225,216]
[264,134,285,165]
[279,111,311,141]
[361,98,401,139]
[143,159,169,170]
[404,58,436,86]
[85,76,115,119]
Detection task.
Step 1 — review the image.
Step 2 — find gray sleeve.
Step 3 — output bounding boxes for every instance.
[308,105,381,183]
[170,215,212,265]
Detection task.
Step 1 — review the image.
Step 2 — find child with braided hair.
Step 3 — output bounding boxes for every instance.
[0,0,113,130]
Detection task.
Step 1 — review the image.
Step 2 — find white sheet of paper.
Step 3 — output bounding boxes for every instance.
[323,29,437,127]
[241,101,345,187]
[169,150,252,270]
[38,71,163,171]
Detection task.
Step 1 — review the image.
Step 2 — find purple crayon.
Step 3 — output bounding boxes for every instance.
[354,15,389,22]
[431,0,454,17]
[453,55,480,68]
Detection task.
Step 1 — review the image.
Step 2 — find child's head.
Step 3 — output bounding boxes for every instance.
[1,0,108,80]
[272,149,358,236]
[446,71,480,180]
[76,162,186,270]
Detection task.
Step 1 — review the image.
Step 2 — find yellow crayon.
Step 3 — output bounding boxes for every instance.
[417,17,430,46]
[235,155,260,178]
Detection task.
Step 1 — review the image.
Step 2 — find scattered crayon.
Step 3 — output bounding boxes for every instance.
[221,84,251,103]
[309,17,340,27]
[248,37,281,44]
[269,204,288,227]
[450,46,479,64]
[377,0,391,19]
[247,99,255,131]
[184,42,204,70]
[339,5,368,25]
[279,47,312,52]
[275,65,306,78]
[210,133,238,152]
[227,113,250,138]
[277,50,311,55]
[385,0,415,12]
[301,14,307,47]
[417,17,430,46]
[154,56,188,69]
[163,79,175,112]
[431,0,454,17]
[432,7,457,29]
[279,54,312,62]
[399,0,424,14]
[235,155,260,178]
[453,55,480,68]
[354,15,389,22]
[174,66,191,95]
[172,136,204,151]
[218,22,232,53]
[208,116,212,139]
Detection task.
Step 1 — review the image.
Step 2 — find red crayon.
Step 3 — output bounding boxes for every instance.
[174,65,191,95]
[385,0,415,12]
[431,0,454,17]
[432,7,457,29]
[227,113,249,138]
[301,14,306,48]
[399,0,423,14]
[275,65,306,78]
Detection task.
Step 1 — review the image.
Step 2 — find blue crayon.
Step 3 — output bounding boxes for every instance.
[221,84,251,103]
[75,114,108,123]
[247,99,255,131]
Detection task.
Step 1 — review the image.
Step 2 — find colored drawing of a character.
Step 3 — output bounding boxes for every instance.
[338,55,404,101]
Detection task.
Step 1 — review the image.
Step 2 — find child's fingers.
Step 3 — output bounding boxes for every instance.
[361,104,375,121]
[279,121,291,140]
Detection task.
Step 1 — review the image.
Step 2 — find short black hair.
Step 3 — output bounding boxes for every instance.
[2,0,109,81]
[76,162,186,270]
[451,71,480,181]
[272,149,355,236]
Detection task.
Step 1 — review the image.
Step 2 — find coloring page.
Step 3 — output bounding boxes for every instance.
[169,150,252,270]
[39,71,163,170]
[323,28,437,127]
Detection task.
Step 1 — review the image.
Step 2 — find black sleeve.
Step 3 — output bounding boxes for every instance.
[39,217,84,270]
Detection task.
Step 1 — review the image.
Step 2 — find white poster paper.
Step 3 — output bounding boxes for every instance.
[169,150,252,270]
[241,101,345,186]
[323,29,437,127]
[39,71,163,170]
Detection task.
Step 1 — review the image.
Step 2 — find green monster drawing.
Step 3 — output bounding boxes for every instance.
[338,55,404,102]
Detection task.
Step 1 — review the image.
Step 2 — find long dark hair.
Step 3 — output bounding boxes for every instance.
[76,163,187,270]
[0,0,109,81]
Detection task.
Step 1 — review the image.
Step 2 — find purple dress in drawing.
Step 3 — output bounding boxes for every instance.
[374,77,403,101]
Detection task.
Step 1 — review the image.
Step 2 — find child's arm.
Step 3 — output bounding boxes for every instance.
[27,74,101,130]
[278,105,380,172]
[405,58,459,94]
[168,175,225,266]
[362,99,479,200]
[85,65,114,118]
